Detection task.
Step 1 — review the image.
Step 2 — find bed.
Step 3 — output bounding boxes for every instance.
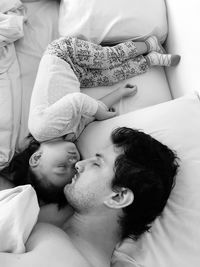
[0,0,200,266]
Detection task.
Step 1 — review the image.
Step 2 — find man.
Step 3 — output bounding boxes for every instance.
[0,127,179,267]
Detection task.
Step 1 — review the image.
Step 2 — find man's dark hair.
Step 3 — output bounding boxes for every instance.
[111,127,179,240]
[5,135,67,207]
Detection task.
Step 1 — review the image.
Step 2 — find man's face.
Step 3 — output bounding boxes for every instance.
[34,140,80,187]
[64,144,122,212]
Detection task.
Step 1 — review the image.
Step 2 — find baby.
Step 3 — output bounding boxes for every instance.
[28,35,180,142]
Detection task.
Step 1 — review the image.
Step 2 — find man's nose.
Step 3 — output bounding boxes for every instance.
[75,157,96,172]
[75,160,86,173]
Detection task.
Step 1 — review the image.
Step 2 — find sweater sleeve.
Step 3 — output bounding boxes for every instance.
[28,92,99,142]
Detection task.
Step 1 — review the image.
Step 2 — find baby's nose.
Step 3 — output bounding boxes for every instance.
[68,156,78,164]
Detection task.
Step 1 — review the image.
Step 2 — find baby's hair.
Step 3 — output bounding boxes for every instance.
[3,134,67,207]
[7,134,40,185]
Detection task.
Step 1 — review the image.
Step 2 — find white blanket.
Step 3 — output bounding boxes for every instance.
[0,0,25,170]
[0,185,39,253]
[0,0,25,72]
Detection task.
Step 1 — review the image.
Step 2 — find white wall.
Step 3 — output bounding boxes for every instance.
[165,0,200,98]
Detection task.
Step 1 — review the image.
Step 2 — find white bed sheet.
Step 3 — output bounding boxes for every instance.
[15,0,60,150]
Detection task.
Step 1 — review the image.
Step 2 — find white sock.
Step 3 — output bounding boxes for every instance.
[145,36,165,54]
[145,51,181,67]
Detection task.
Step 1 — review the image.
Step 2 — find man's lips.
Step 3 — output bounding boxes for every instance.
[70,173,79,184]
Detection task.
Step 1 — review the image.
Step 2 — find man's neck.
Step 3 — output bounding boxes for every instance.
[63,210,121,267]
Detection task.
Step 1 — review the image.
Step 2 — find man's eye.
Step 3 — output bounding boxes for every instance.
[93,163,100,167]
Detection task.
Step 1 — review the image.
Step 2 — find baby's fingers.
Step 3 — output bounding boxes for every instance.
[106,110,118,119]
[125,83,135,88]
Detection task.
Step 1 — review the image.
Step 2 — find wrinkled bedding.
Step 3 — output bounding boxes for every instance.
[0,0,25,170]
[0,185,39,253]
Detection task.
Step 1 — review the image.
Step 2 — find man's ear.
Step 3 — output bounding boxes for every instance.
[104,188,134,209]
[29,151,42,167]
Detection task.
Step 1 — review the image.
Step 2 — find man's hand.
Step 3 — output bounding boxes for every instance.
[94,105,117,121]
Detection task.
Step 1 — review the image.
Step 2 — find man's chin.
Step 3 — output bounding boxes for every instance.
[64,183,73,197]
[65,174,77,190]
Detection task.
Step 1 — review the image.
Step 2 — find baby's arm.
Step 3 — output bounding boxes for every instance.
[99,84,137,109]
[95,84,137,121]
[28,92,117,142]
[29,92,96,141]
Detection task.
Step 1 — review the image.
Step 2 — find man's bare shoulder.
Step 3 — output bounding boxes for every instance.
[28,223,93,266]
[0,223,92,267]
[26,222,72,250]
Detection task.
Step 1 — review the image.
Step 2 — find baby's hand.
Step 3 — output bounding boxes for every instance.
[122,84,137,98]
[94,105,117,121]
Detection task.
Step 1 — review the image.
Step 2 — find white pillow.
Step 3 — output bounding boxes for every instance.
[59,0,168,44]
[0,185,39,253]
[77,92,200,267]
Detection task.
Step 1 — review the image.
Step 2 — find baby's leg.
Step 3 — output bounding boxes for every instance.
[45,36,179,89]
[45,37,149,88]
[45,36,147,70]
[80,55,149,87]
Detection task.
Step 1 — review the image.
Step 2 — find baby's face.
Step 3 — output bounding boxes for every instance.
[37,140,80,188]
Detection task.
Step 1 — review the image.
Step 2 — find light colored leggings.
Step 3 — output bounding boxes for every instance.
[45,36,149,88]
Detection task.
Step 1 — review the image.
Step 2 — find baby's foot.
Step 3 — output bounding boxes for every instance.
[145,51,181,67]
[145,35,166,54]
[122,84,138,97]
